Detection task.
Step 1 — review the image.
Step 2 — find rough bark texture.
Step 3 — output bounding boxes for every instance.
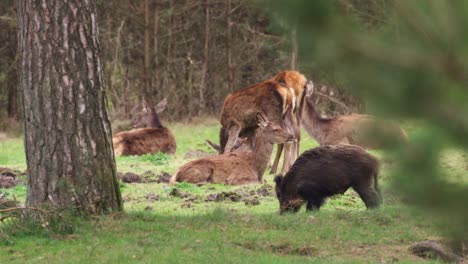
[225,0,233,92]
[17,0,122,213]
[143,0,150,100]
[199,0,210,115]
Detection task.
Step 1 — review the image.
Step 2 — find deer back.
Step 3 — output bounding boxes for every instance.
[113,127,176,156]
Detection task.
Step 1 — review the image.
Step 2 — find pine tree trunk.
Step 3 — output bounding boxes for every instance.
[16,0,122,213]
[153,2,160,98]
[143,0,151,101]
[290,28,297,70]
[226,0,233,92]
[199,0,210,115]
[7,63,18,120]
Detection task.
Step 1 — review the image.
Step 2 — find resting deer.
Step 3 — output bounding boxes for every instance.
[302,86,409,148]
[219,71,312,175]
[112,99,177,156]
[170,113,295,185]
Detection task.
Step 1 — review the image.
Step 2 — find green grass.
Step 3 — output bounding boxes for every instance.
[1,119,465,263]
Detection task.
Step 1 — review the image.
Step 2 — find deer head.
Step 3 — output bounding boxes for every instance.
[256,112,295,144]
[131,98,167,128]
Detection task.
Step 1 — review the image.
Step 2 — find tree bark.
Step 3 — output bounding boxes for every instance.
[153,2,159,98]
[290,28,297,70]
[7,55,18,120]
[16,0,122,213]
[199,0,210,115]
[143,0,151,101]
[226,0,233,92]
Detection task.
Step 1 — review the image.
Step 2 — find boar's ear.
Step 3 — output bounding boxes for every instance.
[274,175,283,185]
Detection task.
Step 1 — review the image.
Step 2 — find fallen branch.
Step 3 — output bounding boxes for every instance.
[409,240,465,263]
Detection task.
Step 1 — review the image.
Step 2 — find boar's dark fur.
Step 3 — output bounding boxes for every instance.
[274,144,382,213]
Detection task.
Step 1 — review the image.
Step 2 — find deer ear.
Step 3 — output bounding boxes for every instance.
[274,175,283,185]
[256,112,268,128]
[305,80,314,97]
[154,98,168,113]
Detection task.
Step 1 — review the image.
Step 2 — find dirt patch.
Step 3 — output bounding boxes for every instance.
[0,167,23,188]
[244,197,260,206]
[203,185,272,206]
[120,172,142,183]
[256,184,274,197]
[205,191,242,202]
[130,170,172,183]
[155,172,172,183]
[145,193,160,202]
[233,241,317,257]
[169,188,191,199]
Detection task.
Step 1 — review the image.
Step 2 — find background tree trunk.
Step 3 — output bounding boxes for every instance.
[143,0,151,101]
[7,56,18,120]
[290,28,297,70]
[225,0,233,92]
[153,2,160,99]
[199,0,210,115]
[16,0,122,213]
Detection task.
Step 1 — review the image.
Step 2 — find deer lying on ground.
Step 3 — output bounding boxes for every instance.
[112,99,177,156]
[219,71,312,175]
[170,113,294,185]
[302,86,409,148]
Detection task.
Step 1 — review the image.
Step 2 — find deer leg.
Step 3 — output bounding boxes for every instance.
[296,112,302,158]
[223,125,241,154]
[270,144,284,174]
[280,142,293,175]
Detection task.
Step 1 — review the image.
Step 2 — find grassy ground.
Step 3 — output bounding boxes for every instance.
[0,118,465,263]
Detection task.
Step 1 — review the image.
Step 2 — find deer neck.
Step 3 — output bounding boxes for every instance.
[244,129,274,177]
[149,111,163,128]
[304,98,334,143]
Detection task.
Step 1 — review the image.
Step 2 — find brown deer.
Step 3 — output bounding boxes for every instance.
[219,71,312,175]
[112,99,177,156]
[170,113,294,185]
[302,85,409,148]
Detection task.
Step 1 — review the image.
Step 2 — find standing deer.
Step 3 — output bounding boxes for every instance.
[112,99,177,156]
[302,85,409,148]
[170,113,295,185]
[220,71,312,175]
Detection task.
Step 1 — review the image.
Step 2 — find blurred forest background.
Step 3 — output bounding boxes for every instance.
[0,0,366,130]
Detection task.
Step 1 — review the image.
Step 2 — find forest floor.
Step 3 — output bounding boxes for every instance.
[0,118,466,263]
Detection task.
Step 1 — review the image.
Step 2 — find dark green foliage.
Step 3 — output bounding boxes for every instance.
[0,205,76,245]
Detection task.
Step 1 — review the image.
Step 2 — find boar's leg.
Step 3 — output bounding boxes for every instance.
[354,184,382,209]
[306,198,325,211]
[373,174,383,204]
